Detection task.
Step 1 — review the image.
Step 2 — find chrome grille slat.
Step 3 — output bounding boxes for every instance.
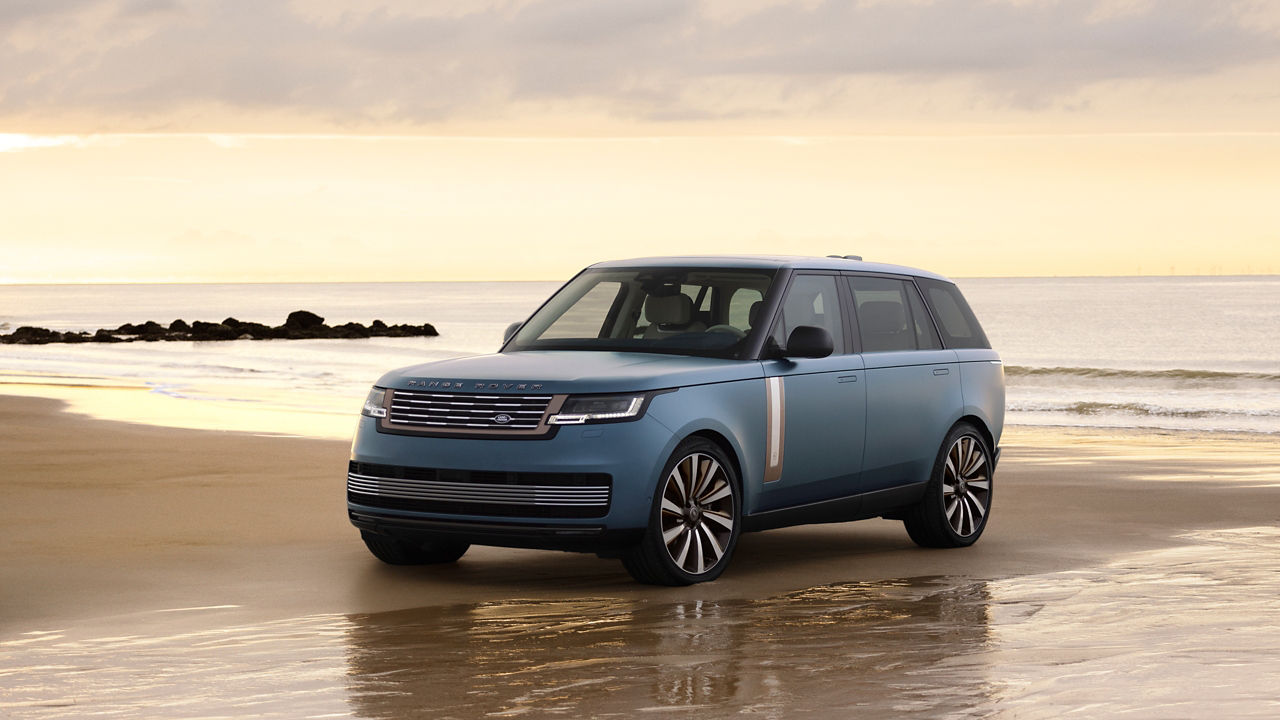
[387,390,553,430]
[346,465,613,516]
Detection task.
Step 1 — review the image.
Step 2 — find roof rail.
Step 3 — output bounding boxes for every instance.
[826,254,864,261]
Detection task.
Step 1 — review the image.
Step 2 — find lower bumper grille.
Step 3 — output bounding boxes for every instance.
[347,461,612,519]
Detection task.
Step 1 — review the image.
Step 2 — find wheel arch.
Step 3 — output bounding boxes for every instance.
[954,414,996,458]
[686,428,745,491]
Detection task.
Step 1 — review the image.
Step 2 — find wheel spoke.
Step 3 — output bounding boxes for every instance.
[695,456,719,499]
[945,496,960,521]
[945,455,957,481]
[692,531,705,574]
[967,478,990,492]
[670,465,688,503]
[701,480,732,504]
[967,493,987,520]
[662,524,685,546]
[963,451,985,478]
[674,529,692,566]
[703,509,733,530]
[661,498,682,516]
[700,522,725,562]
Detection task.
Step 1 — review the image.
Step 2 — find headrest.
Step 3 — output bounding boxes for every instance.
[859,301,907,335]
[748,300,764,328]
[645,294,693,325]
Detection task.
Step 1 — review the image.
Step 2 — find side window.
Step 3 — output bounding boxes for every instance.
[848,276,937,352]
[770,274,845,353]
[728,287,763,331]
[917,278,991,349]
[905,282,943,350]
[540,281,622,339]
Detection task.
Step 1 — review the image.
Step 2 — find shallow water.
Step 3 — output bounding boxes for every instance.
[4,527,1279,718]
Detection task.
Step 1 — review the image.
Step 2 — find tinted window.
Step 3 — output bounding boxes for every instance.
[917,278,991,349]
[848,276,940,352]
[770,274,845,353]
[905,282,943,349]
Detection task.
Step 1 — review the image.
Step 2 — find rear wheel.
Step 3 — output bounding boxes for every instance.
[361,531,470,565]
[623,438,741,585]
[903,423,993,548]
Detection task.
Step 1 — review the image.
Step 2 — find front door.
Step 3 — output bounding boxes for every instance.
[757,274,866,512]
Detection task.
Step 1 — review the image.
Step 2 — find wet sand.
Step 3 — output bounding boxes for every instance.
[3,394,1280,717]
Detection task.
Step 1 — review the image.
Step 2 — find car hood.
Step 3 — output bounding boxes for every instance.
[376,351,762,395]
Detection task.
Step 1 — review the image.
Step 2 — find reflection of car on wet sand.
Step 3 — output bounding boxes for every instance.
[348,255,1004,584]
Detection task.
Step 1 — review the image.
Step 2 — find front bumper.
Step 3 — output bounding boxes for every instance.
[347,413,676,549]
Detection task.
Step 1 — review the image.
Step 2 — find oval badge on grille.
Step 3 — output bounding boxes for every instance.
[493,413,513,425]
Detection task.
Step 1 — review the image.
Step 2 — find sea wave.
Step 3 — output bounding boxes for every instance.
[1009,401,1280,419]
[1005,366,1280,383]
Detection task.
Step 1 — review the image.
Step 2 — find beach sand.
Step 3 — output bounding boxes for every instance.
[3,393,1279,717]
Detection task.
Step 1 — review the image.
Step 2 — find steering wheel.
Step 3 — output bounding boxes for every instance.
[705,324,747,339]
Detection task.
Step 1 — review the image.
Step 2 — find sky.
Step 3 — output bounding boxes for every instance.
[2,0,1278,282]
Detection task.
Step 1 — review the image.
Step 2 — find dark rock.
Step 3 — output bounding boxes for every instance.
[4,309,438,344]
[334,322,371,339]
[284,310,325,330]
[3,326,61,344]
[189,320,238,341]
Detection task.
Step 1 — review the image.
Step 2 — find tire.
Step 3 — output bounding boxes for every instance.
[361,531,470,565]
[622,437,742,585]
[903,423,994,548]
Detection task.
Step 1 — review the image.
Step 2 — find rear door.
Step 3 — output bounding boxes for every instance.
[847,274,961,492]
[758,273,866,511]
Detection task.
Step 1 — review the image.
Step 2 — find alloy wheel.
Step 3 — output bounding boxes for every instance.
[942,435,991,537]
[658,452,735,575]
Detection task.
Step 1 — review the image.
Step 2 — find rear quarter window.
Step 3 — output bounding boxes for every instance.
[917,278,991,349]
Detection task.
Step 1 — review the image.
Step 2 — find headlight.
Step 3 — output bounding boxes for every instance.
[548,393,646,425]
[361,387,388,418]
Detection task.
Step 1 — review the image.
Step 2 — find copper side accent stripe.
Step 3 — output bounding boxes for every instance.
[764,376,785,483]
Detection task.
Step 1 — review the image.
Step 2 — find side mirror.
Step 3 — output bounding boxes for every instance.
[784,326,834,359]
[503,321,523,343]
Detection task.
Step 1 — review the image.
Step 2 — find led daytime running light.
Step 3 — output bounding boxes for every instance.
[549,396,644,425]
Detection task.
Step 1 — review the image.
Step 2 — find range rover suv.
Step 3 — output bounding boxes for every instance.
[348,256,1004,585]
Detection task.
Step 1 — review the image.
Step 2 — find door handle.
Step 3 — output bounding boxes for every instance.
[838,375,858,383]
[933,368,950,376]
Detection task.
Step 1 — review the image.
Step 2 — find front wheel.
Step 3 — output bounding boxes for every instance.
[903,423,994,548]
[622,438,741,585]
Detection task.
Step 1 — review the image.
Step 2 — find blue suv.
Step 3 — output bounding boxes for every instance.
[348,256,1004,584]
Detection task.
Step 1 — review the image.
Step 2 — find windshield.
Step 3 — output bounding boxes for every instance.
[507,267,780,358]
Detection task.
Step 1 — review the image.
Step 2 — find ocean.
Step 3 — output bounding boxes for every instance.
[2,276,1277,435]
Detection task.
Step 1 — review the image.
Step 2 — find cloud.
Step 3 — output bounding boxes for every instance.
[1,0,1277,130]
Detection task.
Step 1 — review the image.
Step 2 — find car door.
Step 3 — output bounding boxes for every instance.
[848,274,962,493]
[758,273,867,511]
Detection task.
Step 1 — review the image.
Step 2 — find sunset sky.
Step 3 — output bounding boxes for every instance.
[2,0,1278,282]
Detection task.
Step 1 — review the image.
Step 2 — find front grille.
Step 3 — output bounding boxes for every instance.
[386,390,553,431]
[347,461,611,519]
